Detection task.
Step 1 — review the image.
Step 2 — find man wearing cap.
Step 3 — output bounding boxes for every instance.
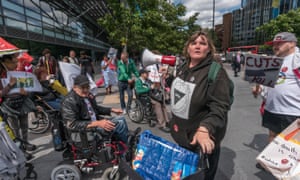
[253,32,300,144]
[61,75,128,143]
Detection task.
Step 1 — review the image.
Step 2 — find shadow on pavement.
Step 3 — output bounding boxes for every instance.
[243,133,268,152]
[215,147,236,180]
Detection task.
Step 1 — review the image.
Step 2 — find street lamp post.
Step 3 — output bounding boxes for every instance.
[212,0,215,30]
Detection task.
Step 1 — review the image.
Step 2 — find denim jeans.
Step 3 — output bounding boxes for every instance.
[46,98,62,110]
[97,116,128,143]
[118,81,133,110]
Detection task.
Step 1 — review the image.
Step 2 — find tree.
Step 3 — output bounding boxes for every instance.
[97,0,200,55]
[256,8,300,43]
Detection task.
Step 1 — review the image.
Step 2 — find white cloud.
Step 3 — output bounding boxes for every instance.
[175,0,241,28]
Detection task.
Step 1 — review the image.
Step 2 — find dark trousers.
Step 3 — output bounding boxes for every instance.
[233,62,241,76]
[7,115,29,142]
[118,81,133,110]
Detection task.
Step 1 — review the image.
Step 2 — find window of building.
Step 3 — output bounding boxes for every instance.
[65,35,71,41]
[44,29,55,37]
[40,1,51,14]
[2,0,24,13]
[4,17,26,30]
[27,17,42,26]
[25,9,41,20]
[42,16,54,26]
[23,0,40,12]
[28,24,42,34]
[3,9,25,21]
[56,32,64,39]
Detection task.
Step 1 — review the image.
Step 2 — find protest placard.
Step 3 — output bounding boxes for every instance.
[244,54,283,87]
[58,62,97,95]
[107,47,118,59]
[256,119,300,179]
[1,71,42,94]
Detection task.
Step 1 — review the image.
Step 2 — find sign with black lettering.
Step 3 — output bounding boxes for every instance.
[244,54,283,87]
[256,119,300,179]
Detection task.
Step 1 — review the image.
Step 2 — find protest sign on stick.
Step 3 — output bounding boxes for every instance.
[58,62,97,95]
[244,54,283,87]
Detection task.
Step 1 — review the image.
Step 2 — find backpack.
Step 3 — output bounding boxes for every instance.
[208,61,234,108]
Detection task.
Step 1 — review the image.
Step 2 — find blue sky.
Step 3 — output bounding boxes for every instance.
[173,0,241,28]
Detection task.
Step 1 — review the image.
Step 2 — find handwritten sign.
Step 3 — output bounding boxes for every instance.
[107,47,118,59]
[1,71,42,94]
[244,54,283,87]
[256,119,300,179]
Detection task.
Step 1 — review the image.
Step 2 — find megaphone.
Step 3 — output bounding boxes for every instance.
[142,49,176,67]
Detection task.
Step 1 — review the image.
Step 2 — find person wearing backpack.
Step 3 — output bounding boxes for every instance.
[170,31,233,180]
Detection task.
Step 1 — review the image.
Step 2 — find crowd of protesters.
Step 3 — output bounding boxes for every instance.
[1,30,299,180]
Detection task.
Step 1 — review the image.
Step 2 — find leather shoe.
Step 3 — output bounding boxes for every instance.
[149,121,156,127]
[159,126,170,133]
[24,151,34,161]
[24,143,37,151]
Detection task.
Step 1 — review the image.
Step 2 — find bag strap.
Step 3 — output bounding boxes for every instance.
[208,61,221,85]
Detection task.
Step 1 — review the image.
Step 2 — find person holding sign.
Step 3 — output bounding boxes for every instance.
[252,32,300,144]
[170,31,232,180]
[0,53,37,160]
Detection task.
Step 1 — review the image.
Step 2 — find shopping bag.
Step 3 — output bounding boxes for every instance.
[132,130,200,180]
[256,119,300,179]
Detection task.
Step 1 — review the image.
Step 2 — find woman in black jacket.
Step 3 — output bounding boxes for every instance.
[170,31,231,180]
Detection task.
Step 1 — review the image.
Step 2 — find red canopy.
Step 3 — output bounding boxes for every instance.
[0,37,33,64]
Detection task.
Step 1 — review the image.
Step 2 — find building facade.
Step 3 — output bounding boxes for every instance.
[0,0,111,59]
[222,13,233,52]
[231,0,300,46]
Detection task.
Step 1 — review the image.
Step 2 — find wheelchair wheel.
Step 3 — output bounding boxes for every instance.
[101,167,120,180]
[127,99,144,123]
[51,164,81,180]
[28,110,51,134]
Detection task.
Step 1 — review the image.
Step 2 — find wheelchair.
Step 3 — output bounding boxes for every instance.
[50,123,141,180]
[127,93,156,124]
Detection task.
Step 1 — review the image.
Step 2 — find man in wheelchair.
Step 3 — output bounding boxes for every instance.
[135,69,170,133]
[61,75,129,155]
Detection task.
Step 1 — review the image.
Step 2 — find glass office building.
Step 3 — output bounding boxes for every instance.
[232,0,300,46]
[0,0,111,59]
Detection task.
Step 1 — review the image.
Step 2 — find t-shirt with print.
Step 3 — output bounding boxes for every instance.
[84,98,97,121]
[264,53,300,116]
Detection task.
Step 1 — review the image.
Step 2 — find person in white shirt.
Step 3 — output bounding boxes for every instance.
[68,50,79,65]
[253,32,300,143]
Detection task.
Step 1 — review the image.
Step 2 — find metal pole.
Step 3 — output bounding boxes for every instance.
[212,0,215,30]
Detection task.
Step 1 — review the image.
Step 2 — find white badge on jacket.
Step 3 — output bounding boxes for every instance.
[171,77,195,119]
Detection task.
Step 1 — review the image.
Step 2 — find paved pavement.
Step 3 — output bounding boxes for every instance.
[28,63,276,180]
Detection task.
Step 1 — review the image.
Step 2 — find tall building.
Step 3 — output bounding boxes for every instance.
[0,0,111,58]
[222,13,233,51]
[231,0,300,46]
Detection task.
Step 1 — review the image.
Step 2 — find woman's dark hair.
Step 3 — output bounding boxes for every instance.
[183,31,216,61]
[1,54,13,62]
[80,51,86,56]
[42,48,51,55]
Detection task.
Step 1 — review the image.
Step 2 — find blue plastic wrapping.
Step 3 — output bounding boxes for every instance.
[132,130,200,180]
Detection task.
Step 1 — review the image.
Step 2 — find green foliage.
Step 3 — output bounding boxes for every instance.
[256,8,300,43]
[97,0,201,55]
